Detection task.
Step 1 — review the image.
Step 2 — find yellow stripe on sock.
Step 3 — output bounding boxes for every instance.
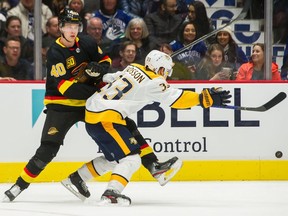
[20,170,35,183]
[110,173,128,187]
[86,161,100,178]
[140,145,154,158]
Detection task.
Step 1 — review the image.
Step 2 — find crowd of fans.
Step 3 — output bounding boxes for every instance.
[0,0,287,81]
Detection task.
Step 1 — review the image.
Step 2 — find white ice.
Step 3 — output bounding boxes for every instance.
[1,181,288,216]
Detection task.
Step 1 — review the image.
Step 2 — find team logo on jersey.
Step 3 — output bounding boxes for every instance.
[48,127,59,135]
[129,137,138,145]
[105,19,125,40]
[71,62,87,76]
[66,56,76,69]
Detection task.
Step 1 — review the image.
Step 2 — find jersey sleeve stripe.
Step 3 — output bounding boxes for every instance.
[58,80,75,95]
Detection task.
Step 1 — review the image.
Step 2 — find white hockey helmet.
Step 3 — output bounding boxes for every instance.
[145,50,174,78]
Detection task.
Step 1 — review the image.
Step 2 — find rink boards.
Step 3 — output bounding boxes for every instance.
[0,81,287,182]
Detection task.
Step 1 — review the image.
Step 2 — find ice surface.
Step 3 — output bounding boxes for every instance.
[1,181,288,216]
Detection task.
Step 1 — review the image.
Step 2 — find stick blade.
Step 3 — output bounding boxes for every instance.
[261,92,287,111]
[212,92,287,112]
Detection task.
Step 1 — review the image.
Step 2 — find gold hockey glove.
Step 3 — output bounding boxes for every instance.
[199,87,231,108]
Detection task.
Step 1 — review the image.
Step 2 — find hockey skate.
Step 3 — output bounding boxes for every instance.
[61,172,90,201]
[3,184,24,202]
[148,156,183,186]
[98,189,131,206]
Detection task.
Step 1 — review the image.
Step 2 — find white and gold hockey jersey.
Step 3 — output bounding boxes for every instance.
[85,63,200,125]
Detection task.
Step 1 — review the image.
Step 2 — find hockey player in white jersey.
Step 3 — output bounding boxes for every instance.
[62,50,232,205]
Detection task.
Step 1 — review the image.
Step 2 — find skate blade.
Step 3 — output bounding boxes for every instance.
[97,197,131,207]
[61,178,86,202]
[158,159,183,186]
[2,194,11,202]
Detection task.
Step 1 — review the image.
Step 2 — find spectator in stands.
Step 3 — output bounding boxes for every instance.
[108,17,157,63]
[118,0,189,18]
[119,0,191,17]
[170,21,207,77]
[86,17,103,45]
[83,0,100,15]
[185,1,215,44]
[236,43,281,80]
[175,0,191,18]
[159,43,173,55]
[7,0,19,8]
[42,0,54,12]
[144,0,184,46]
[0,0,11,13]
[67,0,87,33]
[110,41,137,73]
[0,36,34,80]
[7,0,53,41]
[124,17,157,64]
[67,0,84,14]
[92,0,133,53]
[118,0,148,18]
[196,43,233,80]
[159,43,191,80]
[0,15,33,62]
[42,16,60,47]
[273,0,288,44]
[213,25,248,71]
[49,0,67,16]
[1,0,11,8]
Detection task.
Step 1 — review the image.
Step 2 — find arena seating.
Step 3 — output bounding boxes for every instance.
[204,0,285,67]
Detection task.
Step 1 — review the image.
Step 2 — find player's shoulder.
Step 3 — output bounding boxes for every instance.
[78,34,97,46]
[46,41,64,60]
[78,34,94,41]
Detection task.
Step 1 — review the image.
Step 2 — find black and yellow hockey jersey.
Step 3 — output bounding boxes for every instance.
[44,34,111,111]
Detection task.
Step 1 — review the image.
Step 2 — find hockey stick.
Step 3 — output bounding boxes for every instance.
[171,0,252,58]
[212,92,287,112]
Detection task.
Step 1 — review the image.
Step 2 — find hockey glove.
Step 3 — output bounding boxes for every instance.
[85,62,108,82]
[199,87,231,108]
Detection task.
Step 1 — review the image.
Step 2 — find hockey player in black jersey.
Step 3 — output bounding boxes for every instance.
[4,8,182,202]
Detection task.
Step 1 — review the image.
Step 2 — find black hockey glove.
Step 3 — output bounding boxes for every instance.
[85,62,109,82]
[199,87,231,108]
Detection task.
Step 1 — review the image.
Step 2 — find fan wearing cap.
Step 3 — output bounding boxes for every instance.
[213,25,248,74]
[68,0,85,13]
